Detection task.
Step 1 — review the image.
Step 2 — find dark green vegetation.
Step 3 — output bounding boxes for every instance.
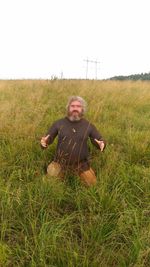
[0,80,150,266]
[109,72,150,81]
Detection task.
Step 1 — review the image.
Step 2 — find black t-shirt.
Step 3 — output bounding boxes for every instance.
[45,117,106,172]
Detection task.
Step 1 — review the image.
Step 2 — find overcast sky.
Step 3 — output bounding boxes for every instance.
[0,0,150,79]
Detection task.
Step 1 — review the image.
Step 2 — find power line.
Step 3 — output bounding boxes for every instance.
[84,58,100,79]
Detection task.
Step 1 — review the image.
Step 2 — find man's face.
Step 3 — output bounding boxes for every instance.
[68,100,83,121]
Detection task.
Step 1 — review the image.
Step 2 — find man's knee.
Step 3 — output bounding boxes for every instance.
[79,168,97,186]
[47,161,62,177]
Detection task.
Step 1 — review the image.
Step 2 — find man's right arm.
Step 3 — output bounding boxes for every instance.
[40,121,58,149]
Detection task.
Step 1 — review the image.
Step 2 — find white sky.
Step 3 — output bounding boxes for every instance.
[0,0,150,79]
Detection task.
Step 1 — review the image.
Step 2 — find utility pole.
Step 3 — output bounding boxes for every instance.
[60,71,63,79]
[83,58,89,79]
[84,58,100,79]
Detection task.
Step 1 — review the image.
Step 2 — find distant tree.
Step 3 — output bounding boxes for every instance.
[109,72,150,81]
[51,75,58,80]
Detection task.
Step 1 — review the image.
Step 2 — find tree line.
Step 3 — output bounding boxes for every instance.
[109,72,150,81]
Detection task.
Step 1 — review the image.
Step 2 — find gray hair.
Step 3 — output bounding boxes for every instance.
[66,96,87,114]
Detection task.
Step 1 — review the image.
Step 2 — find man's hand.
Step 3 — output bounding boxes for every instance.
[40,134,50,148]
[94,139,105,152]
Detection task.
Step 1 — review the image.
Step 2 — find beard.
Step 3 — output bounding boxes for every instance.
[67,110,83,121]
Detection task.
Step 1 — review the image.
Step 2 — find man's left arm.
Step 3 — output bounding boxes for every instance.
[89,123,106,152]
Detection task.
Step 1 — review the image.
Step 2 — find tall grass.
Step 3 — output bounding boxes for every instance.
[0,79,150,266]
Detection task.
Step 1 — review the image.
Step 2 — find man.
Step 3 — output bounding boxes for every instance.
[40,96,106,186]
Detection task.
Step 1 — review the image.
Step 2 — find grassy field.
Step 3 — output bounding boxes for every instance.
[0,79,150,267]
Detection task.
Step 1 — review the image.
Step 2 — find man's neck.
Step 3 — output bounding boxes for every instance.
[67,116,83,122]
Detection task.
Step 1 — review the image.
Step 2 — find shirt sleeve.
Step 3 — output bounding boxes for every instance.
[46,121,58,145]
[89,123,106,150]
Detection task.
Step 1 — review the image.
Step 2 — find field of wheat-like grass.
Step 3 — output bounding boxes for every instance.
[0,79,150,266]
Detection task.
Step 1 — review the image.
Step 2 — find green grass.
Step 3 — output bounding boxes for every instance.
[0,79,150,266]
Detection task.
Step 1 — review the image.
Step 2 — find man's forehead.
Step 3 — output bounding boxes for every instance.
[70,100,82,106]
